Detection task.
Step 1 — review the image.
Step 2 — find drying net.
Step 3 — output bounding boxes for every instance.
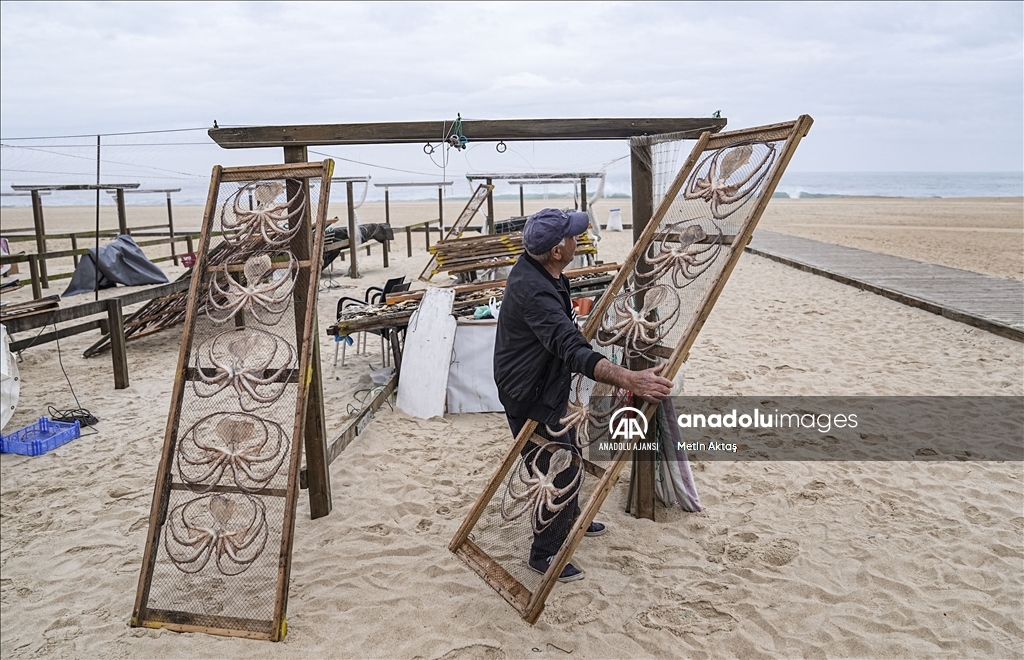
[469,370,628,594]
[452,118,811,621]
[136,164,329,639]
[599,136,785,367]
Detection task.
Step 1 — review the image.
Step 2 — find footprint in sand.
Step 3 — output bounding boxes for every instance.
[712,534,799,567]
[546,592,602,627]
[961,504,994,526]
[638,600,737,636]
[428,644,506,660]
[757,538,799,566]
[792,479,837,504]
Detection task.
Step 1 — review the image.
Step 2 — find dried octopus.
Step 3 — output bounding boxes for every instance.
[192,327,295,410]
[597,282,680,359]
[684,142,776,220]
[206,252,297,326]
[638,219,723,288]
[177,413,289,492]
[220,180,304,246]
[164,493,269,575]
[546,376,627,449]
[501,443,583,534]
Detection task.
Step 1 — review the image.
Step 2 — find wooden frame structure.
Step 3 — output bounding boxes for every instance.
[2,279,191,389]
[328,176,371,278]
[3,184,191,291]
[448,116,814,623]
[417,183,492,281]
[7,183,139,286]
[106,188,184,264]
[466,172,603,224]
[206,116,725,529]
[506,179,586,217]
[375,180,452,264]
[132,160,334,640]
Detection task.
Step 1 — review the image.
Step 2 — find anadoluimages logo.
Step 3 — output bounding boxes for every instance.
[609,407,648,441]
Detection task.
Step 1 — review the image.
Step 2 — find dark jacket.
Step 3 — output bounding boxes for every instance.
[493,254,605,424]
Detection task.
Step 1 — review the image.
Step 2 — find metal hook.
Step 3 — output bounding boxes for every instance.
[496,141,507,153]
[423,143,435,155]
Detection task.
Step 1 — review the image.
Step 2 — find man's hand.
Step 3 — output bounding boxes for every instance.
[593,359,674,403]
[627,364,674,403]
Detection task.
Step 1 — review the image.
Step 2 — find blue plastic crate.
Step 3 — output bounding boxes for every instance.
[1,417,81,456]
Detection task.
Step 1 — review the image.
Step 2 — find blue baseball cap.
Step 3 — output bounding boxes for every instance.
[522,208,590,254]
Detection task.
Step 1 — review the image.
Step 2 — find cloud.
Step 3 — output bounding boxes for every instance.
[0,1,1020,174]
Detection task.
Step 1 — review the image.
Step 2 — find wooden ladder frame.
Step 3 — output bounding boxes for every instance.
[448,117,814,623]
[131,160,334,641]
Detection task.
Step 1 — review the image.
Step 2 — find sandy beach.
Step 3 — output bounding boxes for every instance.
[1,196,1022,659]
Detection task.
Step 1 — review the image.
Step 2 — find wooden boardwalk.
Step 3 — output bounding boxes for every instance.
[746,230,1024,342]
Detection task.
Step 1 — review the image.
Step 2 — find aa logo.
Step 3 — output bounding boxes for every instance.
[609,407,648,441]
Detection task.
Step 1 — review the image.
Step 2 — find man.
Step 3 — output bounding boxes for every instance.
[494,208,673,582]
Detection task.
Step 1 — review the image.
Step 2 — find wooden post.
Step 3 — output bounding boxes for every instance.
[425,220,431,251]
[438,185,445,234]
[346,181,359,279]
[485,177,494,234]
[27,255,42,300]
[166,192,178,265]
[519,184,524,216]
[629,142,656,521]
[185,235,194,255]
[581,178,588,213]
[116,188,129,236]
[71,235,79,267]
[284,145,332,520]
[30,190,48,286]
[105,298,129,389]
[406,226,413,258]
[382,188,390,269]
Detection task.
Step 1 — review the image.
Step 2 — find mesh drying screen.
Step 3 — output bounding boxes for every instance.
[135,163,331,640]
[600,139,785,365]
[469,373,621,594]
[451,118,812,623]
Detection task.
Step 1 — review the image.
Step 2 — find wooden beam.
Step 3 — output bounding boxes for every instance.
[27,255,42,300]
[8,318,107,353]
[485,178,494,234]
[209,118,728,148]
[12,183,140,191]
[283,145,332,521]
[115,188,129,236]
[468,172,604,181]
[30,190,48,285]
[165,192,178,265]
[629,141,657,521]
[346,181,358,279]
[105,298,129,389]
[1,279,191,335]
[438,185,445,233]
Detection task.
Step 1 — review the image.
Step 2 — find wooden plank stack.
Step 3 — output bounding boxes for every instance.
[424,231,598,279]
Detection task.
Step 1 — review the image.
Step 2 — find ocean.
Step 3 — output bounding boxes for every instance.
[771,172,1023,200]
[1,172,1021,208]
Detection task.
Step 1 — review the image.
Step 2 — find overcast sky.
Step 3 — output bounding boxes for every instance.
[1,1,1021,180]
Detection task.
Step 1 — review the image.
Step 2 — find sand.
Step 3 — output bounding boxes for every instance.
[1,196,1022,659]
